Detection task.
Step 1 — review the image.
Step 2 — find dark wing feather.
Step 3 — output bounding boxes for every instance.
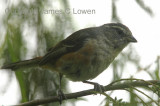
[39,27,97,65]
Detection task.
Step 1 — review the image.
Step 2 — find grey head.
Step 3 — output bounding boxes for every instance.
[101,23,137,50]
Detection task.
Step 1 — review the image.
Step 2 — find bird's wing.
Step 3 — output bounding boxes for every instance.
[39,27,96,65]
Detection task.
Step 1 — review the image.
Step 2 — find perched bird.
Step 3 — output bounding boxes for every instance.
[1,23,137,102]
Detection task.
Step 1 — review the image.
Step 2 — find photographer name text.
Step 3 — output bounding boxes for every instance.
[5,8,96,15]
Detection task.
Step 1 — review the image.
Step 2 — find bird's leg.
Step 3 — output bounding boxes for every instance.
[82,80,105,93]
[57,73,66,104]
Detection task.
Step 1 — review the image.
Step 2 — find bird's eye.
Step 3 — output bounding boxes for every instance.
[116,28,124,35]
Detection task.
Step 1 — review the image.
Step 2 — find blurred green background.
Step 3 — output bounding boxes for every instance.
[0,0,160,106]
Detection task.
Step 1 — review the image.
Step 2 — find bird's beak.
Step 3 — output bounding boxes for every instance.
[127,36,137,43]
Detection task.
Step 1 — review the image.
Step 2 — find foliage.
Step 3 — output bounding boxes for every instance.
[0,0,159,106]
[0,0,75,105]
[105,0,159,105]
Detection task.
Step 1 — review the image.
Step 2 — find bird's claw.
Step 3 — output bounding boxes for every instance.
[57,89,66,104]
[82,80,105,93]
[93,82,105,93]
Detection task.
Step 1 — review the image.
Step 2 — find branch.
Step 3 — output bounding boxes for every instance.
[17,80,160,106]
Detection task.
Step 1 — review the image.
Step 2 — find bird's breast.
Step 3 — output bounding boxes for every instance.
[55,38,117,81]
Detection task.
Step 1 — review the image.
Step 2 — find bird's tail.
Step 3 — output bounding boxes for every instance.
[1,57,42,70]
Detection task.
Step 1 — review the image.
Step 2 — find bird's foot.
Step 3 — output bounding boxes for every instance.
[57,89,66,104]
[82,80,105,93]
[93,82,105,93]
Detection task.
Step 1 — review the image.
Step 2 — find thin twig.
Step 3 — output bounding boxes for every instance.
[17,80,160,106]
